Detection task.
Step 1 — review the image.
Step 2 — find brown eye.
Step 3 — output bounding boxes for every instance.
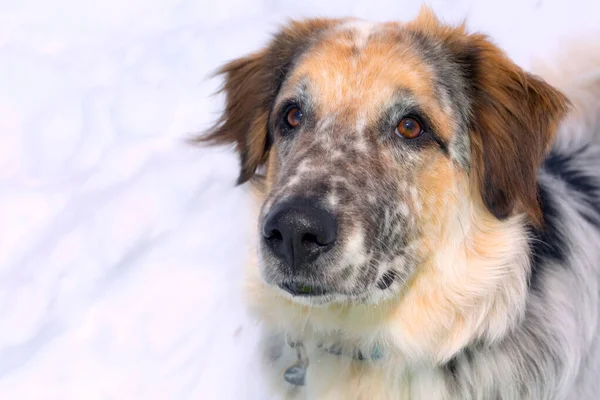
[285,107,303,128]
[396,117,423,139]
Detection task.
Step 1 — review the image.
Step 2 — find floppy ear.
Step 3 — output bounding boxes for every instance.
[197,19,338,184]
[199,51,271,184]
[457,34,570,225]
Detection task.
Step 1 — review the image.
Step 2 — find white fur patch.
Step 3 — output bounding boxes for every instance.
[339,19,376,50]
[354,136,369,153]
[296,159,312,174]
[327,192,339,208]
[285,175,300,188]
[339,228,368,267]
[355,112,367,134]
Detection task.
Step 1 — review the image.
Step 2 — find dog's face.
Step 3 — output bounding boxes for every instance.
[202,10,568,306]
[257,20,470,303]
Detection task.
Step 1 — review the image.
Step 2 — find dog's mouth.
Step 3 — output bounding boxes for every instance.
[278,281,330,297]
[276,272,397,299]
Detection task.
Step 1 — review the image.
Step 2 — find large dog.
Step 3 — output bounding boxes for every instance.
[200,7,600,399]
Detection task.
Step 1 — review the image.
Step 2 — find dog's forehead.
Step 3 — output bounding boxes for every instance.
[279,20,456,140]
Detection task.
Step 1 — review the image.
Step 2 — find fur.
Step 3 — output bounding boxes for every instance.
[200,7,600,399]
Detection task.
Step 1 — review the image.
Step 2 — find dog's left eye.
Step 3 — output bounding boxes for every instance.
[395,117,423,139]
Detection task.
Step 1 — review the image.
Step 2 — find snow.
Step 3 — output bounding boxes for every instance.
[0,0,598,398]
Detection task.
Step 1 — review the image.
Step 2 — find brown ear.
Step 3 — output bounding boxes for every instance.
[458,35,570,224]
[199,51,271,184]
[197,19,338,184]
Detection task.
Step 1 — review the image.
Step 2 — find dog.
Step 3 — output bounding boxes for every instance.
[199,7,600,399]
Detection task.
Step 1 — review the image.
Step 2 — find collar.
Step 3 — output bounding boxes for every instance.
[319,342,383,361]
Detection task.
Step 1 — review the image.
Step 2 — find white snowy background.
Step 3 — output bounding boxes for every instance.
[0,0,598,398]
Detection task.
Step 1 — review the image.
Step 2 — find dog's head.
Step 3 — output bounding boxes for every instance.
[201,9,568,308]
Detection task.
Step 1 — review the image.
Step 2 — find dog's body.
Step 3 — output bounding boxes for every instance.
[201,8,600,399]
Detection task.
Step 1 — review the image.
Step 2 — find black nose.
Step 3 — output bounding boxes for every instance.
[262,198,337,270]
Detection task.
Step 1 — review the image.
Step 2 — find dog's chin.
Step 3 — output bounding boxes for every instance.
[272,284,401,307]
[262,277,398,307]
[274,287,349,307]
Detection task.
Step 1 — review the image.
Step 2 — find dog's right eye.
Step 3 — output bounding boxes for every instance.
[284,106,303,129]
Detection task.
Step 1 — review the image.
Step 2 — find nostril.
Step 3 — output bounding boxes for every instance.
[301,233,330,248]
[264,229,284,254]
[301,233,320,253]
[266,229,283,242]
